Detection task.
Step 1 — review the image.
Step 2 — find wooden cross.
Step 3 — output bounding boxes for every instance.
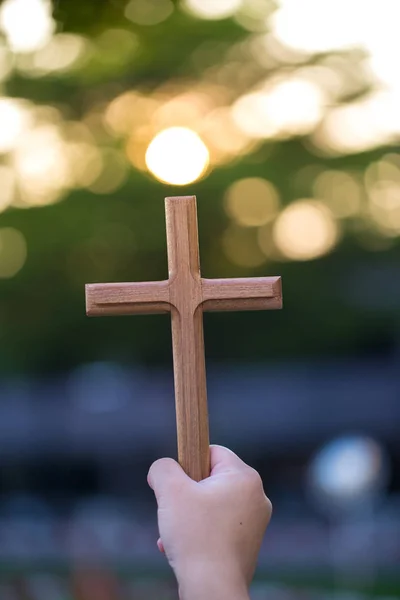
[86,196,282,482]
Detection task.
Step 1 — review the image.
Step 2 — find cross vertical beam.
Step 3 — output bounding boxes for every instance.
[166,196,209,481]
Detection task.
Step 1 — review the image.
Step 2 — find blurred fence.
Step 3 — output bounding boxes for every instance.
[0,360,398,458]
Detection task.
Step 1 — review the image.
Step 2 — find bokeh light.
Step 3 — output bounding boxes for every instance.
[31,34,89,75]
[66,141,103,189]
[272,0,366,54]
[183,0,243,21]
[87,149,128,195]
[232,91,278,139]
[308,435,389,512]
[232,77,325,139]
[0,227,27,277]
[0,43,13,81]
[0,165,16,211]
[0,0,55,53]
[0,98,32,153]
[273,200,338,260]
[368,181,400,236]
[313,170,362,218]
[364,154,400,189]
[13,124,70,206]
[234,0,275,32]
[145,127,209,185]
[125,0,174,26]
[311,94,399,155]
[200,107,254,164]
[224,177,280,226]
[222,224,266,267]
[104,92,159,137]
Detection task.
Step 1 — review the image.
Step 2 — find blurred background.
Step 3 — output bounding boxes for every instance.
[0,0,399,597]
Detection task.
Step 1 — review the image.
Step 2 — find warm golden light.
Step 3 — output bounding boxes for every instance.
[222,225,266,268]
[13,124,70,206]
[0,44,13,81]
[183,0,242,20]
[66,141,103,189]
[88,149,128,195]
[313,170,362,218]
[0,165,15,211]
[272,0,364,54]
[365,155,400,189]
[32,34,88,74]
[257,224,282,261]
[104,92,159,137]
[125,0,174,25]
[273,200,338,260]
[200,107,253,164]
[224,177,280,226]
[261,78,324,135]
[232,91,278,139]
[153,92,210,130]
[0,98,31,152]
[0,0,55,53]
[271,0,400,153]
[0,227,26,277]
[312,96,393,155]
[145,127,209,185]
[232,77,324,139]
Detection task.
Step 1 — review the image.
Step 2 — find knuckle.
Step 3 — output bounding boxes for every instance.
[241,467,265,494]
[264,495,273,517]
[260,495,273,527]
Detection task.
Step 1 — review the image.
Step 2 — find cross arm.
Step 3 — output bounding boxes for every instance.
[201,276,282,312]
[86,281,171,316]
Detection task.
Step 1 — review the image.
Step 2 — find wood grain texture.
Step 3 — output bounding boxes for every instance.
[165,196,210,482]
[86,281,170,316]
[85,195,282,482]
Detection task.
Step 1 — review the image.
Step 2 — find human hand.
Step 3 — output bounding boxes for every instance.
[147,445,272,600]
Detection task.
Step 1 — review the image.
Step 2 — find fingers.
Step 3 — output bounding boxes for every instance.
[148,447,249,499]
[157,538,165,553]
[209,445,248,476]
[147,457,190,504]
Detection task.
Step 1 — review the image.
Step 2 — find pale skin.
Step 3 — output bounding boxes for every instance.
[148,445,272,600]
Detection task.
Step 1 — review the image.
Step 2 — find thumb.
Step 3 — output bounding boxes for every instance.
[147,457,189,504]
[209,444,248,476]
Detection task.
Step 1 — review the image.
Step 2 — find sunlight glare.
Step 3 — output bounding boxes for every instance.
[272,0,366,54]
[272,0,400,146]
[0,0,55,53]
[145,127,209,185]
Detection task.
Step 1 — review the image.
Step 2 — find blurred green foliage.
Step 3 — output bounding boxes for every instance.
[0,0,398,375]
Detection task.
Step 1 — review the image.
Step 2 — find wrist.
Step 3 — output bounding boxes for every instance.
[177,562,250,600]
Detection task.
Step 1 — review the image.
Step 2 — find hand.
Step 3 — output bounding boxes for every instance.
[148,445,272,600]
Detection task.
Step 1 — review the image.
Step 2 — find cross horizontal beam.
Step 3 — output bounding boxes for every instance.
[86,276,282,316]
